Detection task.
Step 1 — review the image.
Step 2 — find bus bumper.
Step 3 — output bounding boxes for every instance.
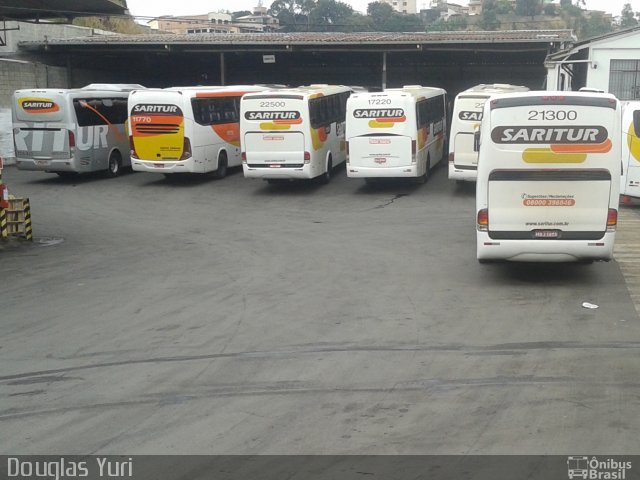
[243,163,315,180]
[476,231,615,262]
[347,164,419,178]
[449,163,477,182]
[132,160,193,174]
[16,157,79,173]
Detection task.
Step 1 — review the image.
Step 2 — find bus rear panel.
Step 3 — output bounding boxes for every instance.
[476,92,621,263]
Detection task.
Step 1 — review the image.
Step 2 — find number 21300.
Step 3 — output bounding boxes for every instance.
[528,110,577,121]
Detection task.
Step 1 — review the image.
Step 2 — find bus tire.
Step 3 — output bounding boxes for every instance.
[318,157,332,184]
[213,152,228,179]
[106,150,122,177]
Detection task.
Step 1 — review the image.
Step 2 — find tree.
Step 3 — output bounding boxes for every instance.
[429,15,467,31]
[367,1,423,32]
[494,0,514,14]
[368,1,394,29]
[269,0,316,31]
[72,15,146,34]
[620,3,638,28]
[576,11,613,39]
[231,10,251,19]
[478,0,500,30]
[308,0,354,31]
[515,0,540,18]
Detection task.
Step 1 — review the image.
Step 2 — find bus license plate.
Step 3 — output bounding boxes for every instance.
[36,160,49,167]
[533,229,561,239]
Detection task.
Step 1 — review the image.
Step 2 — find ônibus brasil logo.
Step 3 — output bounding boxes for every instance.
[567,456,632,480]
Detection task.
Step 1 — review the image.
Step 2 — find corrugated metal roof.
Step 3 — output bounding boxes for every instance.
[546,25,640,61]
[20,29,576,47]
[0,0,127,20]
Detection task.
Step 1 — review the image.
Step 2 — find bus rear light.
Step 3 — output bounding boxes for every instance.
[304,151,311,164]
[477,208,489,231]
[607,208,617,231]
[179,137,192,160]
[241,152,247,163]
[68,131,75,148]
[345,141,349,163]
[448,152,454,163]
[411,140,416,163]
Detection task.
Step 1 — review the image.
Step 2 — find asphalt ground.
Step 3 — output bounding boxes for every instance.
[0,164,639,454]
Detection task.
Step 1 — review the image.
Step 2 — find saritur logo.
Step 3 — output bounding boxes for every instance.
[567,456,632,479]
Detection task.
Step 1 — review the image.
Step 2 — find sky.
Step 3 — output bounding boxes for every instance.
[125,0,634,18]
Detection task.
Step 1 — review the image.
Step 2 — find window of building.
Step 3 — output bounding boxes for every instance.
[609,59,640,101]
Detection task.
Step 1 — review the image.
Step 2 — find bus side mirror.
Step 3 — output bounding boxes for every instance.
[634,110,640,136]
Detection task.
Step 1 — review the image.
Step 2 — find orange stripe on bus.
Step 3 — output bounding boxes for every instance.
[550,138,612,154]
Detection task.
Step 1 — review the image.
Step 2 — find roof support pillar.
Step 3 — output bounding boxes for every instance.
[66,54,73,88]
[382,51,387,90]
[220,52,225,86]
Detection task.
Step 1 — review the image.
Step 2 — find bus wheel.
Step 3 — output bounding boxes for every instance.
[318,157,332,184]
[213,152,228,179]
[106,151,122,177]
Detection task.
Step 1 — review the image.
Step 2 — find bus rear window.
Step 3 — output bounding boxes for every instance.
[73,98,128,127]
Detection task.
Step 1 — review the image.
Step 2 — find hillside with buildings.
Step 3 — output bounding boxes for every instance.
[131,0,637,39]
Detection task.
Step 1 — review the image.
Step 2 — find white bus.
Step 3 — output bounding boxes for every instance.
[345,86,447,182]
[620,101,640,198]
[449,84,528,183]
[241,85,351,183]
[12,84,142,177]
[128,85,271,177]
[476,91,621,263]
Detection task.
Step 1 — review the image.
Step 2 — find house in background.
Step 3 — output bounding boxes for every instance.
[545,25,640,100]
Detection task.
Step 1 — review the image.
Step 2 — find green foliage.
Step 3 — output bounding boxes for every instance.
[72,16,146,34]
[620,3,638,28]
[429,15,468,31]
[478,0,500,30]
[494,0,514,15]
[270,0,316,31]
[308,0,354,31]
[515,0,540,17]
[231,10,252,19]
[574,11,614,39]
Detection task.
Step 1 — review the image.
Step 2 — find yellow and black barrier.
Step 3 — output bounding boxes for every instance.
[2,197,34,241]
[0,207,7,239]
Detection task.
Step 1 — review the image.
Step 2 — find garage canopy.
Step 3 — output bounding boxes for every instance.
[0,0,127,21]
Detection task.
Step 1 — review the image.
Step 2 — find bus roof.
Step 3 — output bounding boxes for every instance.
[486,90,618,110]
[350,85,446,100]
[14,85,142,96]
[242,84,352,100]
[457,83,529,98]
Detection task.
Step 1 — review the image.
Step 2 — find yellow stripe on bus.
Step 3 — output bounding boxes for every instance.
[522,148,587,164]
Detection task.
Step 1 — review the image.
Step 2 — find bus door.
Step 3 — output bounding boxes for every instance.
[453,96,486,170]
